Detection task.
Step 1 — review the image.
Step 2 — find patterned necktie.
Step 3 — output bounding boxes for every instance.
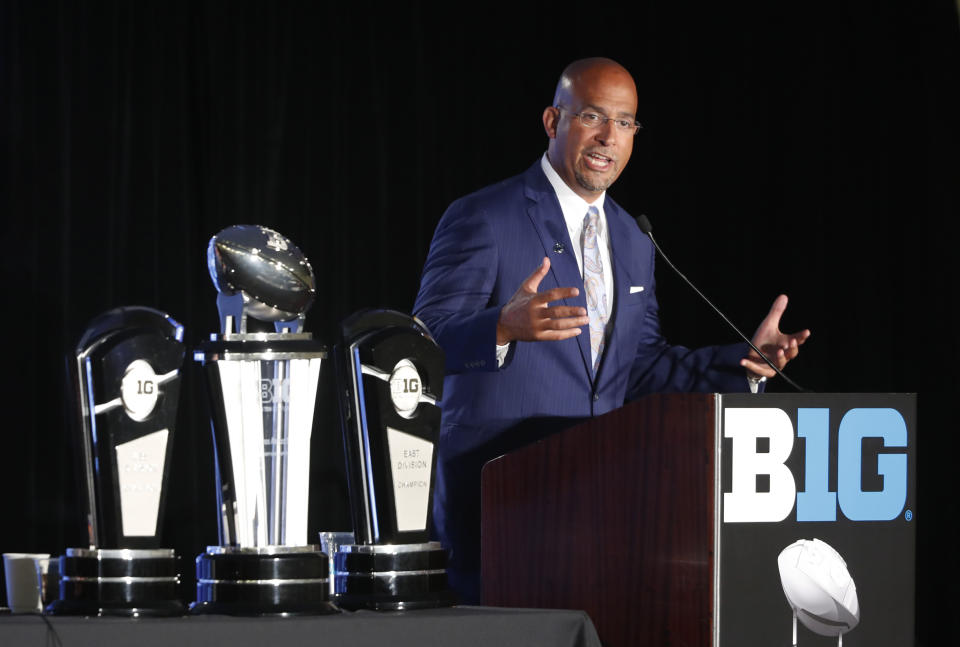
[582,206,609,373]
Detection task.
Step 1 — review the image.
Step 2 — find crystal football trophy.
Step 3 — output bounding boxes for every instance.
[191,225,336,615]
[48,306,185,616]
[333,309,454,610]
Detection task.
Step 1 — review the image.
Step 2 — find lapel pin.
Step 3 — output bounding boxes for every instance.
[553,242,565,254]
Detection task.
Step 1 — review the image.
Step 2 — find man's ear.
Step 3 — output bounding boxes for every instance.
[542,106,559,139]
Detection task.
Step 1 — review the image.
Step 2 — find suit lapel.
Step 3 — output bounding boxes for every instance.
[594,201,639,386]
[522,165,593,383]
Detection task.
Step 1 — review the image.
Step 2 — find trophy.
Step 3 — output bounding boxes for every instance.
[191,225,336,615]
[49,306,185,616]
[333,309,454,610]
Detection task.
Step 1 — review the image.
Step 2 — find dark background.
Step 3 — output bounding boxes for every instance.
[1,1,956,644]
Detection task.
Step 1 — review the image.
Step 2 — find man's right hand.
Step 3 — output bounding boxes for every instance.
[496,257,589,345]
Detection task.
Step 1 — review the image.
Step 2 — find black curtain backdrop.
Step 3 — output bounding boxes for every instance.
[2,1,957,643]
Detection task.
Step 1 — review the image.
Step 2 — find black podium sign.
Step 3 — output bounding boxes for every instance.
[718,393,916,647]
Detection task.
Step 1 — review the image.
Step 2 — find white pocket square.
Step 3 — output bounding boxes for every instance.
[629,286,645,294]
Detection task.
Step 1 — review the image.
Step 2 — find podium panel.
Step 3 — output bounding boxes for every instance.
[481,393,916,647]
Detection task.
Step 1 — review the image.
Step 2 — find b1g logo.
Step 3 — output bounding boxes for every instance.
[723,407,908,523]
[259,377,290,404]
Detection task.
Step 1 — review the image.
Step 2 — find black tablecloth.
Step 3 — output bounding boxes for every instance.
[0,605,601,647]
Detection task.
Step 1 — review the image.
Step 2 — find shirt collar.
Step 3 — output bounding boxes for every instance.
[540,153,606,236]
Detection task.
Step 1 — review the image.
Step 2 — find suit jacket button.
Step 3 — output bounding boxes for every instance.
[593,393,600,402]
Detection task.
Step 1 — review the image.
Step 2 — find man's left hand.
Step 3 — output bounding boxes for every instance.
[741,294,811,379]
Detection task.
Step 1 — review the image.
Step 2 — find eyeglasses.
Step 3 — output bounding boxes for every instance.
[555,106,642,134]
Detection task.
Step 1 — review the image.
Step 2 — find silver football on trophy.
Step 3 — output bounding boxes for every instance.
[207,225,316,322]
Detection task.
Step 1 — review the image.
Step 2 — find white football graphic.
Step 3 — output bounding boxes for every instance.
[778,538,860,636]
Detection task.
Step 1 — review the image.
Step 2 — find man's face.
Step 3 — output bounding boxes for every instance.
[543,64,638,202]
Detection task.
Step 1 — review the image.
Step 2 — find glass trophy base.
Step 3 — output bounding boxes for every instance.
[46,548,183,617]
[190,545,339,616]
[334,542,456,611]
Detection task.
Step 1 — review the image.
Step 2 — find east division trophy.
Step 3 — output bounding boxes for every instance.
[49,306,185,616]
[333,309,454,610]
[191,225,336,615]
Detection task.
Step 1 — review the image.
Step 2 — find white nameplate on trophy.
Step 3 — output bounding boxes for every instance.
[115,429,168,536]
[387,427,433,532]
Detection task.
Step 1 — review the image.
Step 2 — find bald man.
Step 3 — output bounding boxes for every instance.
[413,58,809,602]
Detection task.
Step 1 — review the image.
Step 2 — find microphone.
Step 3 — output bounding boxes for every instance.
[636,214,806,392]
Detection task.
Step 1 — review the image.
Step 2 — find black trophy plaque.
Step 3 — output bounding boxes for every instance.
[334,309,454,610]
[48,306,184,616]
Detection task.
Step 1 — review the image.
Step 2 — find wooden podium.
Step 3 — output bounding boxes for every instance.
[480,392,917,647]
[481,393,718,647]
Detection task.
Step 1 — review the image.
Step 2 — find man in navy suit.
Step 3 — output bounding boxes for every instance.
[413,57,809,602]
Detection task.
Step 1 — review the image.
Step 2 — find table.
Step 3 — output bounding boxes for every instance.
[0,605,601,647]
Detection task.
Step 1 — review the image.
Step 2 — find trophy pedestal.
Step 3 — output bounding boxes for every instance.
[46,548,183,617]
[334,542,455,611]
[191,546,338,616]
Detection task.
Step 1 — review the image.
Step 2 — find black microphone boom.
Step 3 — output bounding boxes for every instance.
[636,215,806,392]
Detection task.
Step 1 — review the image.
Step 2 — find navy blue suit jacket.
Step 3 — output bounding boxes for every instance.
[413,160,749,601]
